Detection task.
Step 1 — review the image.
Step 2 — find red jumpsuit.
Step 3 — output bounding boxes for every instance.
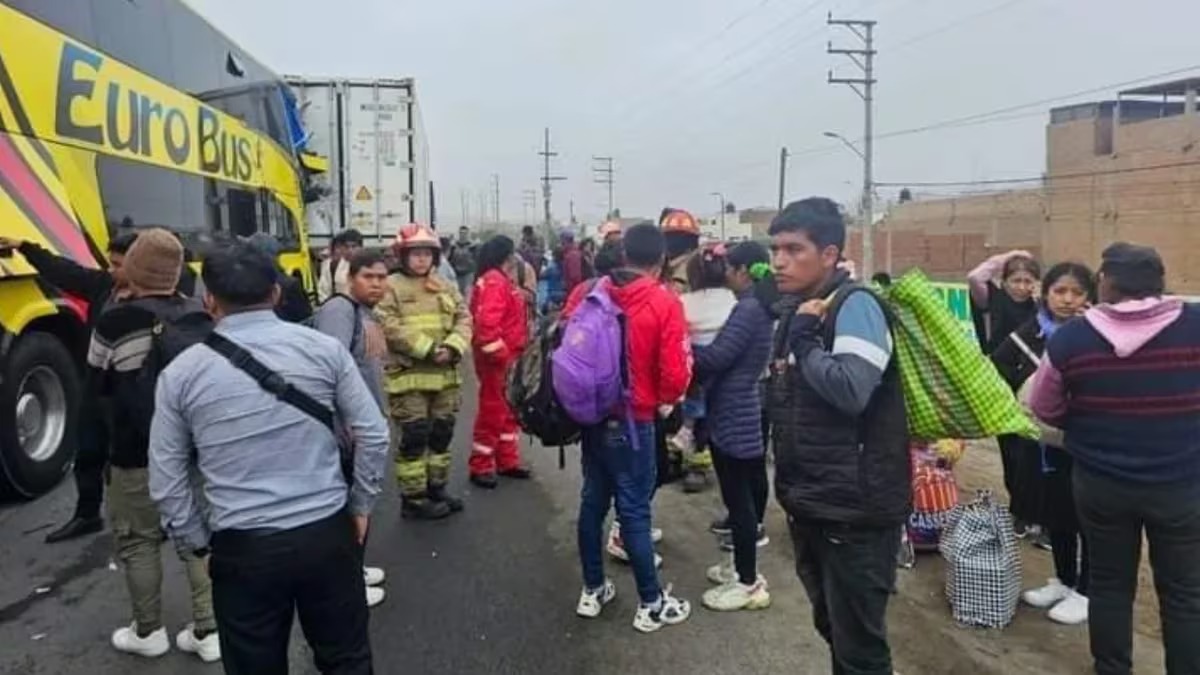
[469,268,529,477]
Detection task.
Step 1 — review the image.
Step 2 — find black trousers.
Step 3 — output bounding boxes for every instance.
[1050,529,1090,595]
[711,449,768,585]
[789,518,900,675]
[1074,466,1200,675]
[210,511,372,675]
[73,401,108,519]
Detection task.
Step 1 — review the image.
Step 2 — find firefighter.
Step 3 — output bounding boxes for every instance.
[469,235,530,488]
[376,224,473,520]
[660,207,714,493]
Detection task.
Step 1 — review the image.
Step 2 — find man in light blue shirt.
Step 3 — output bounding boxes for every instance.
[149,242,388,675]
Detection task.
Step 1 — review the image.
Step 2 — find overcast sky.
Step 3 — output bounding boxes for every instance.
[189,0,1200,225]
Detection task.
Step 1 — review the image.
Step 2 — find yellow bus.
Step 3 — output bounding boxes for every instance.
[0,0,315,496]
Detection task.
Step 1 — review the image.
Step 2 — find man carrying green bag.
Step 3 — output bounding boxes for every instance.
[765,198,911,675]
[881,270,1039,441]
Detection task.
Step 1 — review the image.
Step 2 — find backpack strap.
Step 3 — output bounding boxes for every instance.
[203,332,334,432]
[1009,332,1041,369]
[820,283,896,349]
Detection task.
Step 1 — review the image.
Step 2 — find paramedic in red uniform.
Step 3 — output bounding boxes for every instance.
[469,235,530,488]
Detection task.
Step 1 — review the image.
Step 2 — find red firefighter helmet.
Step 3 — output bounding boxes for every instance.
[660,208,700,236]
[394,223,441,251]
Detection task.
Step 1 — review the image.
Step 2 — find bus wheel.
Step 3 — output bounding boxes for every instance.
[0,333,79,498]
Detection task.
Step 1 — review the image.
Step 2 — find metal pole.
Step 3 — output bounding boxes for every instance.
[862,22,875,280]
[828,14,878,278]
[539,128,566,244]
[711,191,726,240]
[777,147,789,211]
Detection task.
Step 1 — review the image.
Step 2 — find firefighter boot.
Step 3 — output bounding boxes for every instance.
[401,496,452,520]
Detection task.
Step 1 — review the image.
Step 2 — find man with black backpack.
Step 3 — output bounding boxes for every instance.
[84,228,219,662]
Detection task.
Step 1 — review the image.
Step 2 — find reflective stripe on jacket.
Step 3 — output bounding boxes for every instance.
[376,272,472,393]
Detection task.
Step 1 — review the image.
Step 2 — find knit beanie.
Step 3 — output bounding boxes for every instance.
[122,228,183,295]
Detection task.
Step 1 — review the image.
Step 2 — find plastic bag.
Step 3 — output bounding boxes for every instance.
[939,490,1023,628]
[882,270,1039,441]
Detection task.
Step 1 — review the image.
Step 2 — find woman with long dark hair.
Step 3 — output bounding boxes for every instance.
[992,262,1096,625]
[693,241,775,611]
[468,235,530,488]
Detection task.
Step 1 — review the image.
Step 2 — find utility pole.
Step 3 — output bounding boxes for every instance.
[777,146,789,211]
[460,188,470,227]
[828,13,877,278]
[491,173,501,226]
[592,155,615,219]
[539,128,566,244]
[478,191,489,228]
[710,192,726,240]
[522,189,538,226]
[569,198,576,225]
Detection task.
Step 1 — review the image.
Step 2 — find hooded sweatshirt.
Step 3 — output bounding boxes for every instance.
[1029,297,1200,484]
[562,270,691,422]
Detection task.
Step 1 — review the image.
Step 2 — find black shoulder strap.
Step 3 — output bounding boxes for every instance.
[203,332,334,432]
[820,283,895,347]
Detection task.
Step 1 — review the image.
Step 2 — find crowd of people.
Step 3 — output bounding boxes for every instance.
[3,190,1198,675]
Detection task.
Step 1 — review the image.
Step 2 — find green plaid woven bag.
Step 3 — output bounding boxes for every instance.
[883,270,1038,441]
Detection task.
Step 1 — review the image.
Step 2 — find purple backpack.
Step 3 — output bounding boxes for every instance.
[552,279,630,428]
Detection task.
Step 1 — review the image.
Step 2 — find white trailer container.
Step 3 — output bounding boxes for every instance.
[285,76,431,249]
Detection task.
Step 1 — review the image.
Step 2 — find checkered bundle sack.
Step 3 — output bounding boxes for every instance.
[883,270,1039,441]
[939,490,1022,628]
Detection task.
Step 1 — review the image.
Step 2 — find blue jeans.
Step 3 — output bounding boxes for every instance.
[578,420,660,604]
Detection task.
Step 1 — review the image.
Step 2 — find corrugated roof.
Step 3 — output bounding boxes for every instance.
[1120,77,1200,98]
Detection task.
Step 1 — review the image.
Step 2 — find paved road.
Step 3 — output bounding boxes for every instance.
[0,375,1167,675]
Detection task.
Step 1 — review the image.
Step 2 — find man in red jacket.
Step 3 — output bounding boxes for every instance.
[564,223,694,633]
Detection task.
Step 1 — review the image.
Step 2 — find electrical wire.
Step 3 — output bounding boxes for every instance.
[876,159,1200,187]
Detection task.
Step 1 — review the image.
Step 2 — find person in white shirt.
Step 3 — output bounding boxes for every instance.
[317,229,364,302]
[669,245,738,462]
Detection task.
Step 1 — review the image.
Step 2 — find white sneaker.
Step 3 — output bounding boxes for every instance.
[702,577,771,611]
[1048,590,1089,625]
[606,527,663,568]
[1022,578,1071,609]
[366,586,386,608]
[111,623,169,658]
[632,586,691,633]
[706,558,736,585]
[175,624,221,663]
[576,579,617,618]
[668,427,696,455]
[650,527,664,544]
[363,566,386,587]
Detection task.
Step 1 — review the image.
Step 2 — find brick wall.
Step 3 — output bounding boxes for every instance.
[859,112,1200,292]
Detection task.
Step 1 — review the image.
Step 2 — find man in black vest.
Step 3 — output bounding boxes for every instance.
[766,198,910,675]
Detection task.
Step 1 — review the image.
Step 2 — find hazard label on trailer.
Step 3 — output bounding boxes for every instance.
[354,185,373,201]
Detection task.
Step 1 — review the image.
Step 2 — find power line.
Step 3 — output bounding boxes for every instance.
[876,159,1200,188]
[883,0,1028,53]
[605,0,828,138]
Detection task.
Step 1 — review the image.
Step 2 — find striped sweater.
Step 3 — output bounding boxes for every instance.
[1031,298,1200,484]
[87,295,194,468]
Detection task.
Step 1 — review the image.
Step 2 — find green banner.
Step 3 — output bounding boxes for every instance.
[928,282,978,343]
